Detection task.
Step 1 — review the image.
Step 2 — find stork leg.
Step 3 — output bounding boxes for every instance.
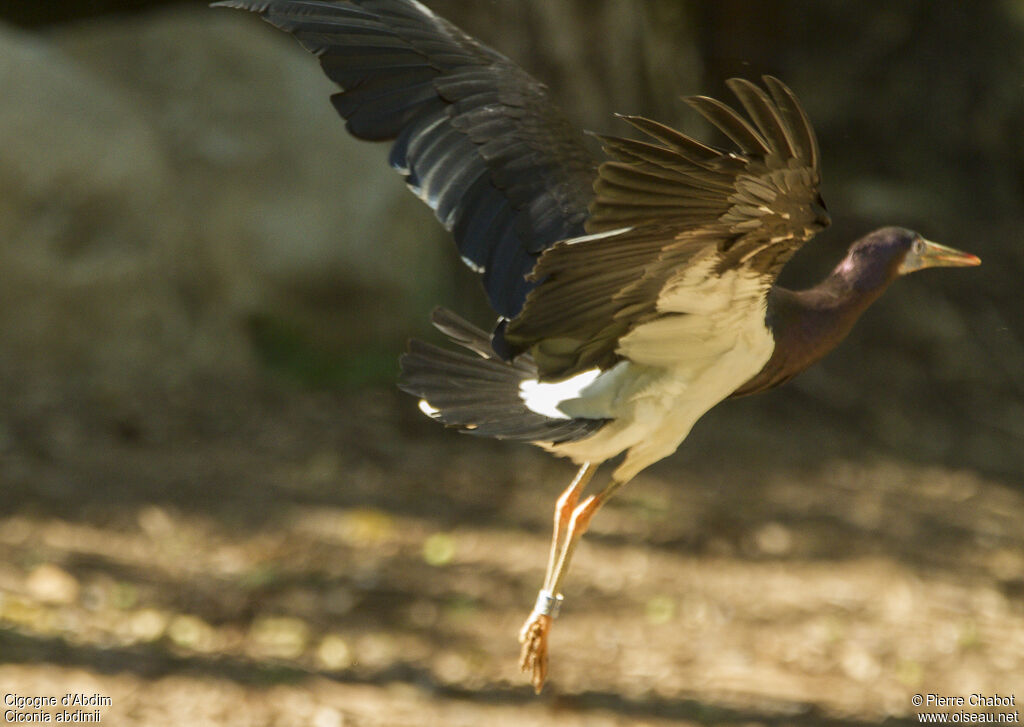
[518,463,593,690]
[519,467,627,692]
[543,463,595,593]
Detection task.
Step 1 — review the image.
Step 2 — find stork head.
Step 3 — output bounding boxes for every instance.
[835,227,980,292]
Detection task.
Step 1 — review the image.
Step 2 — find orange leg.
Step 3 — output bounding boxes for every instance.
[519,468,627,692]
[544,463,595,592]
[518,463,593,691]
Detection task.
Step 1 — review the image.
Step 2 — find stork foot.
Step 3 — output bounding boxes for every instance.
[518,611,552,693]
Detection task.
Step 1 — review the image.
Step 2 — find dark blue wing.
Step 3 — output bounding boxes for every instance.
[214,0,598,319]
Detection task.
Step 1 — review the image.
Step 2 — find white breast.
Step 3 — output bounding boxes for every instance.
[539,259,775,483]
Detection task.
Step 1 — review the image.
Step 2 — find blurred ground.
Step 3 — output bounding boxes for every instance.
[1,2,1023,725]
[1,378,1023,726]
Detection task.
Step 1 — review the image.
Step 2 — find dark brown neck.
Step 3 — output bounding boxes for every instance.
[731,265,894,398]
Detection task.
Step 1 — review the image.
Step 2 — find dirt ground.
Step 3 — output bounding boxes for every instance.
[1,377,1022,726]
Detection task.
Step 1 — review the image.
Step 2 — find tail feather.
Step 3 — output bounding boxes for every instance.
[399,308,605,443]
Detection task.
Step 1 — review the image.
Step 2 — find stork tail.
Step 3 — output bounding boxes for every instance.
[399,309,605,443]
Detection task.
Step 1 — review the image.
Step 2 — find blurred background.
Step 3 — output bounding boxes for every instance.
[0,1,1022,725]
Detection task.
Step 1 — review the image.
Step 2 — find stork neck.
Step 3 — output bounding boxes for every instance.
[775,261,894,354]
[731,265,894,397]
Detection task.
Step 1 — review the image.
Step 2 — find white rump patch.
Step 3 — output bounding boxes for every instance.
[519,368,602,419]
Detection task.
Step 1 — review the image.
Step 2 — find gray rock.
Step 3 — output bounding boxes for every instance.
[51,5,450,353]
[0,18,237,390]
[0,3,459,410]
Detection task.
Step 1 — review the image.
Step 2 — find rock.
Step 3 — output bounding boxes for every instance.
[0,3,460,416]
[51,6,450,352]
[0,19,235,387]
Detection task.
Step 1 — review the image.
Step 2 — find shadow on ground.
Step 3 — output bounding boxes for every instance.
[1,377,1022,726]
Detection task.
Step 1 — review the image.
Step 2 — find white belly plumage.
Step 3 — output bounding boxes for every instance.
[521,260,776,483]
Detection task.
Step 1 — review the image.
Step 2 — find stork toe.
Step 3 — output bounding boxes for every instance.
[518,612,552,693]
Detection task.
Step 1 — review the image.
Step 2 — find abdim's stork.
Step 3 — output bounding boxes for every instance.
[215,0,980,691]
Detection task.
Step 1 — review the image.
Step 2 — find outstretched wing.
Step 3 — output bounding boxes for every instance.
[505,76,831,379]
[214,0,597,319]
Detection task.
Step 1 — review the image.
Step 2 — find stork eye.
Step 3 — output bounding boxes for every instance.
[912,237,925,255]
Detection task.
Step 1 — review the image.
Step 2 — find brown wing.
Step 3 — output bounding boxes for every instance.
[505,77,830,379]
[214,0,597,320]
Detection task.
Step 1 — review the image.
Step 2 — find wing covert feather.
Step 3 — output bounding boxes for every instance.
[507,77,829,380]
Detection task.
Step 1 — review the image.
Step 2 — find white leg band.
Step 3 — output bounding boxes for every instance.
[531,589,564,619]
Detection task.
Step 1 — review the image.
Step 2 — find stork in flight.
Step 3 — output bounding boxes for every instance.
[215,0,980,691]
